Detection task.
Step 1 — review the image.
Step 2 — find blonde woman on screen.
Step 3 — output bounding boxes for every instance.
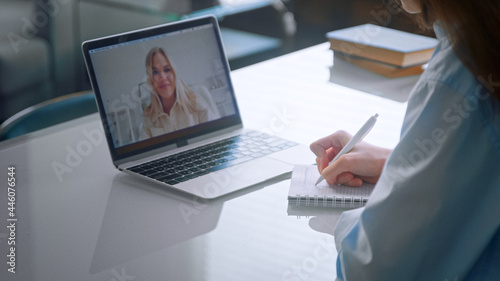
[139,47,220,140]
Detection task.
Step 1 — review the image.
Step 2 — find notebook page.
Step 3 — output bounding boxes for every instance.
[288,165,374,207]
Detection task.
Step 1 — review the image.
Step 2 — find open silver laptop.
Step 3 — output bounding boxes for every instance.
[82,16,311,199]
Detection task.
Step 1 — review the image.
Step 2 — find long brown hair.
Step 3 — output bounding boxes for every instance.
[144,47,198,116]
[401,0,500,101]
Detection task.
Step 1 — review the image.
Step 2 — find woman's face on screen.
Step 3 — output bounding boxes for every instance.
[151,52,176,101]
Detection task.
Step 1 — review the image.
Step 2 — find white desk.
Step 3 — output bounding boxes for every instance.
[0,43,411,280]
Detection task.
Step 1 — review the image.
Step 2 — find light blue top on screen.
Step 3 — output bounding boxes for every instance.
[334,23,500,281]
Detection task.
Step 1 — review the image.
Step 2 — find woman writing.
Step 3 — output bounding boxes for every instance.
[140,47,220,140]
[310,1,500,280]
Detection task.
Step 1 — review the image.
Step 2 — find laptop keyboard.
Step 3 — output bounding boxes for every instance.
[127,132,298,185]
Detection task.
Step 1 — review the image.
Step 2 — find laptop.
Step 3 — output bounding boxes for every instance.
[82,15,312,199]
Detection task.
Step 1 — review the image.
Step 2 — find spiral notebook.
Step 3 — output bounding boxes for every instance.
[288,165,374,208]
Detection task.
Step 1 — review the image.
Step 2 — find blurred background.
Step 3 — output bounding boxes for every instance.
[0,0,433,123]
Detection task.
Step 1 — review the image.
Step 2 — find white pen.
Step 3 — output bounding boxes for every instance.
[315,113,379,186]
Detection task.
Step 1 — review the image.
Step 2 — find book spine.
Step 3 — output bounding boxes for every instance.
[334,52,425,78]
[329,38,406,66]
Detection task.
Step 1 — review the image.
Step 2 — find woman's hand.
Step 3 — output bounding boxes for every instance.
[310,130,392,186]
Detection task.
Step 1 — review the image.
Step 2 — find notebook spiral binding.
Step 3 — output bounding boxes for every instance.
[292,194,367,208]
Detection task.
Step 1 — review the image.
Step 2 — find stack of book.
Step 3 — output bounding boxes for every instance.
[327,24,439,78]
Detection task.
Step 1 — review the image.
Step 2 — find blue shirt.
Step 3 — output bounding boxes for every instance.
[334,24,500,281]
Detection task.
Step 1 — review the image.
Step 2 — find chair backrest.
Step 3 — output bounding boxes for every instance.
[0,91,98,141]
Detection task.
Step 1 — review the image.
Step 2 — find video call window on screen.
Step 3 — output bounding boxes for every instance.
[89,24,237,148]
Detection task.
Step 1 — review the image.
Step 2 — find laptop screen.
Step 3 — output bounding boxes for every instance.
[82,16,241,162]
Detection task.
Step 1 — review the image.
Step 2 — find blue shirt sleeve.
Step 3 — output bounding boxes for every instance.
[334,24,500,281]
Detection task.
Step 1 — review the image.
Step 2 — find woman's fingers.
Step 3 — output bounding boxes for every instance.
[311,131,353,172]
[311,130,392,186]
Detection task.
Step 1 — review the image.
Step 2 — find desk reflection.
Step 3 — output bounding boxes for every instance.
[90,174,223,274]
[287,204,354,237]
[329,57,419,103]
